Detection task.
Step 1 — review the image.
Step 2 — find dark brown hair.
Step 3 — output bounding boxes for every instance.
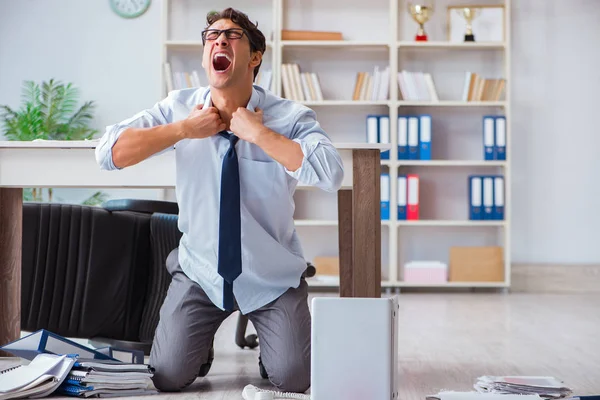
[206,8,266,79]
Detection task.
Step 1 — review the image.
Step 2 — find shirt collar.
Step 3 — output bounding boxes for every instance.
[202,85,259,112]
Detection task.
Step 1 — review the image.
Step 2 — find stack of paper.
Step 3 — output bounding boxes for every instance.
[427,392,542,400]
[0,354,75,400]
[57,359,157,398]
[475,376,573,399]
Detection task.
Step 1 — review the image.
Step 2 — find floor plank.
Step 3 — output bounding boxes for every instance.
[2,292,600,399]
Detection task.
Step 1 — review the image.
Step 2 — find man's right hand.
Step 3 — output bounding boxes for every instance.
[181,105,226,139]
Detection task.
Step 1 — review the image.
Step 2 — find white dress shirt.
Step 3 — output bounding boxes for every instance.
[95,85,344,314]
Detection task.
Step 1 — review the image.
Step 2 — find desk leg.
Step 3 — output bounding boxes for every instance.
[352,150,381,298]
[0,188,22,352]
[337,189,353,297]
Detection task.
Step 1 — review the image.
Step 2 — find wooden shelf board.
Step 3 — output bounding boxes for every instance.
[398,101,506,107]
[397,220,506,227]
[398,41,505,49]
[282,40,389,48]
[397,160,507,167]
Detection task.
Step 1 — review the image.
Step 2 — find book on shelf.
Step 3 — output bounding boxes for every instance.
[163,62,202,92]
[398,70,439,102]
[463,72,506,101]
[281,29,343,41]
[254,69,273,92]
[281,63,323,101]
[353,65,390,101]
[163,62,274,93]
[469,175,504,221]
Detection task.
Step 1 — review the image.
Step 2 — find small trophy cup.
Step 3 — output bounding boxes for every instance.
[457,7,480,42]
[408,2,433,41]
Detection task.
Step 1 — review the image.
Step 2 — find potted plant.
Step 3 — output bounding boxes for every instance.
[0,79,107,205]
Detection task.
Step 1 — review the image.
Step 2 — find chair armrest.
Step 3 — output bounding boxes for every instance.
[102,199,179,215]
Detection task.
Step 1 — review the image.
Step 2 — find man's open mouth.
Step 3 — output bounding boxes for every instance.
[212,52,232,72]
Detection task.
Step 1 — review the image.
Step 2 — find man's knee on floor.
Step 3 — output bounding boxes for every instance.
[150,358,197,392]
[270,359,311,393]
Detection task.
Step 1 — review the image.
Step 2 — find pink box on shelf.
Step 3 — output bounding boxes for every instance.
[403,261,447,283]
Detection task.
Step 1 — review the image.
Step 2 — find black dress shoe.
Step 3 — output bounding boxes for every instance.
[258,355,268,379]
[198,344,214,377]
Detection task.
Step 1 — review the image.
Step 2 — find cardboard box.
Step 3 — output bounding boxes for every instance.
[313,256,339,276]
[449,246,504,282]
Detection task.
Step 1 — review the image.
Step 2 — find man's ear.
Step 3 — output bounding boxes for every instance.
[250,51,262,69]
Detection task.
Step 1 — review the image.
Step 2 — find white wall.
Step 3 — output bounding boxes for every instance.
[510,0,600,264]
[1,0,599,264]
[0,0,165,201]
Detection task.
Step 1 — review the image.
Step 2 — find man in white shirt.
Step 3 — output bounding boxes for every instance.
[95,7,343,394]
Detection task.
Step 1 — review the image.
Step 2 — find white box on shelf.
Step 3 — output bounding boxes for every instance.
[403,261,448,283]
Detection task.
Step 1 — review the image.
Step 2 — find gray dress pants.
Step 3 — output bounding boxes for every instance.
[149,248,311,393]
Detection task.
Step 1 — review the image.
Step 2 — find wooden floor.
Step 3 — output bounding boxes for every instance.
[2,292,600,399]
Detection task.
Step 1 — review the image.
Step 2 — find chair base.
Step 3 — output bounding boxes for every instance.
[235,314,259,349]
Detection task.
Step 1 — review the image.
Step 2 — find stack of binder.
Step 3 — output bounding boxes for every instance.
[483,115,507,161]
[381,173,419,221]
[398,114,431,160]
[0,329,157,398]
[57,359,157,398]
[367,114,390,160]
[469,175,504,220]
[367,114,432,161]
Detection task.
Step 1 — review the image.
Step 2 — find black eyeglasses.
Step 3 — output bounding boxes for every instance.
[201,28,247,44]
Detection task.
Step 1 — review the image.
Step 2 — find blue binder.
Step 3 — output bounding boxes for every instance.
[495,116,506,161]
[482,175,494,220]
[380,173,390,220]
[0,329,118,361]
[407,116,419,160]
[379,115,390,160]
[397,175,407,220]
[418,114,431,160]
[483,116,495,161]
[397,116,408,160]
[468,175,483,220]
[493,175,505,220]
[366,115,378,146]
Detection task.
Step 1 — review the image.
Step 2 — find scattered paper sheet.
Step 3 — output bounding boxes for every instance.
[427,391,542,400]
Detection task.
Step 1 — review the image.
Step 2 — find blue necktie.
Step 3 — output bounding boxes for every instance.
[217,131,242,311]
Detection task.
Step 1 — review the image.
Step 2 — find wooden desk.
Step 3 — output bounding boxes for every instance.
[0,140,389,347]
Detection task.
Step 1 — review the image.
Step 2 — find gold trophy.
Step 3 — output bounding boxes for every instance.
[457,7,480,42]
[408,2,434,41]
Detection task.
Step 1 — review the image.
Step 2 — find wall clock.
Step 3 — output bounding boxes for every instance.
[110,0,151,19]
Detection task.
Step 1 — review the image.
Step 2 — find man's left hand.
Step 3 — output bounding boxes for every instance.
[230,107,267,144]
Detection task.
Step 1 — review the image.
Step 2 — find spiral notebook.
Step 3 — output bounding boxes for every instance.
[0,353,75,400]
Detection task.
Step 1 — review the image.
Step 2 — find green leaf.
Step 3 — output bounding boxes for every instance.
[3,78,102,203]
[81,191,109,206]
[1,78,97,142]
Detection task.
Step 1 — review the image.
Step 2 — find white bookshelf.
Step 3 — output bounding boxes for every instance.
[160,0,511,290]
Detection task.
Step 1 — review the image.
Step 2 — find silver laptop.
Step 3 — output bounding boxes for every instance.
[311,296,399,400]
